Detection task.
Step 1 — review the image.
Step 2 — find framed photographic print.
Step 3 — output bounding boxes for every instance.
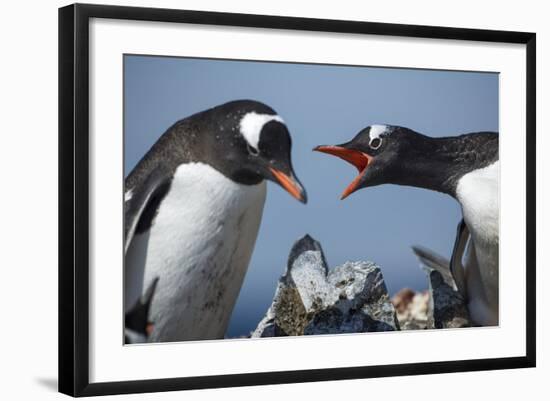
[58,3,536,397]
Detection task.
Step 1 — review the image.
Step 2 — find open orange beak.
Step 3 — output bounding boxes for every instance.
[269,167,307,203]
[313,145,372,199]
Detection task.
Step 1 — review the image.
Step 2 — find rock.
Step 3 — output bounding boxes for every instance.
[392,288,429,330]
[426,268,470,329]
[251,235,399,337]
[411,246,471,329]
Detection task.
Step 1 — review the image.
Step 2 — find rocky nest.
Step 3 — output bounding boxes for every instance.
[251,234,470,338]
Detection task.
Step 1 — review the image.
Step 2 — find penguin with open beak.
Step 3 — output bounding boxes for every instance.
[125,100,306,343]
[314,124,499,326]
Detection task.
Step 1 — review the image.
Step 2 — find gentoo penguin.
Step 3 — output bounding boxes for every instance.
[314,125,499,326]
[125,100,307,343]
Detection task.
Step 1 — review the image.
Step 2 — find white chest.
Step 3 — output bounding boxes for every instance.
[147,163,266,264]
[455,161,500,317]
[125,162,267,341]
[456,161,500,245]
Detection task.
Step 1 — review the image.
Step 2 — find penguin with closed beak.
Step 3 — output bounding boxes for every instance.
[125,100,307,343]
[314,124,498,326]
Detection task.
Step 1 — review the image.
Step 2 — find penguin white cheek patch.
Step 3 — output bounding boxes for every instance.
[239,112,285,150]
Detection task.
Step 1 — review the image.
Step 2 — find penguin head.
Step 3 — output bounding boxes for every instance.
[200,100,307,203]
[314,125,416,199]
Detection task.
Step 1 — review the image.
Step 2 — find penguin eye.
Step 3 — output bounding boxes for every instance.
[369,137,382,150]
[247,143,260,156]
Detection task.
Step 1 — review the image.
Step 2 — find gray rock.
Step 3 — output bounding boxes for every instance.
[411,246,471,329]
[251,235,399,338]
[426,269,470,329]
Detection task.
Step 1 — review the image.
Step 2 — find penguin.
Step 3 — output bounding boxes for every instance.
[314,124,499,326]
[125,100,307,343]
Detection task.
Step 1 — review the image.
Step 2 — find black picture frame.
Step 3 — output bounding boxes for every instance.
[58,3,536,397]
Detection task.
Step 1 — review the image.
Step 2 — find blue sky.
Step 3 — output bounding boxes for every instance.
[124,55,498,337]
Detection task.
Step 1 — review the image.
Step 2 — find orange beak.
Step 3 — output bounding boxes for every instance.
[269,167,307,203]
[313,145,372,199]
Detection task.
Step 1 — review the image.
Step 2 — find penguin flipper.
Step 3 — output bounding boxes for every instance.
[124,166,171,254]
[450,219,469,299]
[125,276,160,335]
[411,245,455,287]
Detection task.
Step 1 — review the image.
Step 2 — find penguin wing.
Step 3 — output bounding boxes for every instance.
[124,166,172,254]
[411,219,469,296]
[411,245,455,288]
[125,276,159,337]
[449,219,469,298]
